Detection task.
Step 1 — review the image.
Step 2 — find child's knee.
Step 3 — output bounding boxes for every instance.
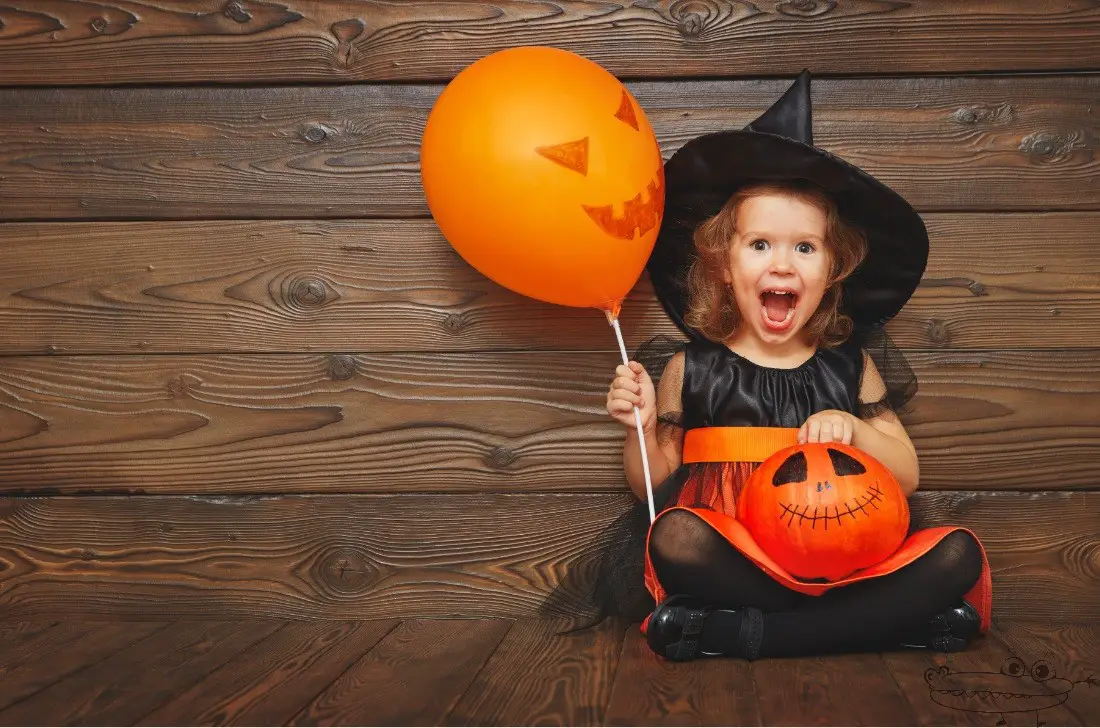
[648,509,710,566]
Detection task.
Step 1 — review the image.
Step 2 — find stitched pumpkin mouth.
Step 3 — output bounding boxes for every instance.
[582,168,665,240]
[778,482,885,529]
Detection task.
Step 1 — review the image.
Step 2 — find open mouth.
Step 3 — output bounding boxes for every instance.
[582,168,665,240]
[760,289,799,331]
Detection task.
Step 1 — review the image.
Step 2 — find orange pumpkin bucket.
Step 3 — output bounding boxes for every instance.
[737,442,910,581]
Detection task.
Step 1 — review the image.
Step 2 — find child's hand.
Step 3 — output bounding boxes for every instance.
[606,361,657,433]
[798,410,858,445]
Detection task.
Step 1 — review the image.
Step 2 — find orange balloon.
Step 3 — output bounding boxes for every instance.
[421,46,664,313]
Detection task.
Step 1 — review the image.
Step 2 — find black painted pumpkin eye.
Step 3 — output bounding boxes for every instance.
[828,448,866,476]
[772,451,808,486]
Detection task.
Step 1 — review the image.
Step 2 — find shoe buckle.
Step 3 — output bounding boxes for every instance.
[683,611,705,636]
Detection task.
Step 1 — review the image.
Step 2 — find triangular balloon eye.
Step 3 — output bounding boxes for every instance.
[828,448,867,476]
[535,137,589,176]
[614,89,639,131]
[772,451,808,486]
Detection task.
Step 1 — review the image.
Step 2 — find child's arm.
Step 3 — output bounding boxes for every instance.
[622,352,685,503]
[798,351,920,496]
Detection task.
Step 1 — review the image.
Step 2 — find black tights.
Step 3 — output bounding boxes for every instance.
[648,509,984,658]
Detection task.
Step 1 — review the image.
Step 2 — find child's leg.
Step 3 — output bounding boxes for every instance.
[649,508,808,611]
[648,508,984,657]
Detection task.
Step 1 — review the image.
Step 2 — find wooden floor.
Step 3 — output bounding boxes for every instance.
[0,619,1096,726]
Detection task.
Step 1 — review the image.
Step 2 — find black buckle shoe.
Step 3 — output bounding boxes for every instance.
[896,600,981,652]
[645,595,763,662]
[646,594,714,661]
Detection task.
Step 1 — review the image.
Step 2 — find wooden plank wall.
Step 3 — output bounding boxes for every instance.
[1,0,1098,622]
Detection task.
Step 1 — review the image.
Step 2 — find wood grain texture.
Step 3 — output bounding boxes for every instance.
[0,492,1095,622]
[1,214,1096,355]
[883,628,1085,727]
[604,626,761,725]
[1,76,1096,220]
[1,349,1097,494]
[0,620,56,655]
[291,619,510,726]
[138,620,399,726]
[753,652,919,726]
[446,617,627,726]
[0,621,280,726]
[0,1,1098,85]
[0,621,168,712]
[996,621,1100,725]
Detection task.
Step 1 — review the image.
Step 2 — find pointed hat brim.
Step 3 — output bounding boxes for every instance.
[647,76,929,341]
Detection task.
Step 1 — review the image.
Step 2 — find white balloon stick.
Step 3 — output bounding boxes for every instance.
[608,314,656,524]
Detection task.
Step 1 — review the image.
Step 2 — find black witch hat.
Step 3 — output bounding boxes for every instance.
[647,70,929,343]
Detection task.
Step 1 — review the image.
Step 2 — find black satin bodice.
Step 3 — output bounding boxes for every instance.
[681,338,862,430]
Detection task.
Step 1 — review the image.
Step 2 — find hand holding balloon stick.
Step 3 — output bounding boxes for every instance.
[420,46,665,522]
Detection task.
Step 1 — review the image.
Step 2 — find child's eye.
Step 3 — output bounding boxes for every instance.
[751,239,769,251]
[795,242,816,254]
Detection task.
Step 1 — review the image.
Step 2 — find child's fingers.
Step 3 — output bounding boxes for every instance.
[608,398,634,414]
[612,377,641,394]
[819,420,834,443]
[807,418,821,443]
[610,389,641,406]
[842,418,854,444]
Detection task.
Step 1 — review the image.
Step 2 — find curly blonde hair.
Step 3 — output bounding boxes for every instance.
[683,180,868,348]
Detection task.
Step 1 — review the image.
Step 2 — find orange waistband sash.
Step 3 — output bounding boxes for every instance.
[682,427,800,464]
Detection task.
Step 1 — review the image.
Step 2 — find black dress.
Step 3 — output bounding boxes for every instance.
[537,334,886,627]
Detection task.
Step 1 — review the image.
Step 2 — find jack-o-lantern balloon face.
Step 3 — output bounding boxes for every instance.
[421,47,664,312]
[736,442,910,581]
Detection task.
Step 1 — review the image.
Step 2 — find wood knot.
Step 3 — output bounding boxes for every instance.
[302,125,328,144]
[485,446,517,469]
[442,312,468,333]
[677,12,704,36]
[328,354,357,380]
[669,0,721,38]
[80,549,96,561]
[1019,131,1083,162]
[90,17,109,33]
[776,0,836,17]
[949,103,1015,125]
[168,373,201,398]
[925,319,950,346]
[331,18,365,43]
[312,547,382,596]
[287,276,334,310]
[224,1,251,22]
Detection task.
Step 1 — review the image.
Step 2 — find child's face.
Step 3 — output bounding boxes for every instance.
[723,193,831,346]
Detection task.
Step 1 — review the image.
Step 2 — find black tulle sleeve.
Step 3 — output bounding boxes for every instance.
[854,325,918,418]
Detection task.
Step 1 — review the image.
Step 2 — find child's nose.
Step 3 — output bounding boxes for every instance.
[770,249,794,272]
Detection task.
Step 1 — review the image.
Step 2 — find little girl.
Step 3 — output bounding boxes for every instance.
[605,72,991,661]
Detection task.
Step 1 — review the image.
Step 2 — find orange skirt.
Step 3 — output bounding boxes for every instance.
[638,434,993,637]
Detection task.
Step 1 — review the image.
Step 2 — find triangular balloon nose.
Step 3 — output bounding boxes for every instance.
[744,69,813,146]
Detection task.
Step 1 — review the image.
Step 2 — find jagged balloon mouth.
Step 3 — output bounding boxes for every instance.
[582,168,665,240]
